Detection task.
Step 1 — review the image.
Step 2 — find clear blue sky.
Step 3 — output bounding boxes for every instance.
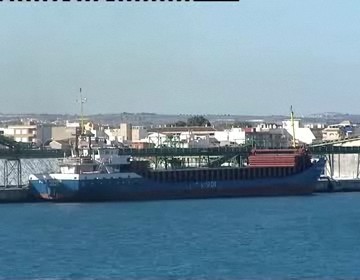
[1,1,360,116]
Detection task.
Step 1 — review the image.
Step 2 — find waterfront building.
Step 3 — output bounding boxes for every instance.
[48,139,72,150]
[148,126,216,141]
[37,121,84,147]
[65,121,80,128]
[0,121,37,144]
[245,129,291,148]
[254,122,281,131]
[322,126,345,141]
[131,141,155,149]
[50,126,76,142]
[214,128,246,146]
[104,127,131,146]
[187,136,220,148]
[321,121,357,141]
[282,119,316,145]
[145,132,168,147]
[120,123,132,141]
[132,126,147,141]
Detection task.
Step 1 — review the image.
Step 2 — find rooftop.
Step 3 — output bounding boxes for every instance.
[148,126,217,134]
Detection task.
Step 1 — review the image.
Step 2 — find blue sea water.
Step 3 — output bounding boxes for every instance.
[1,193,360,279]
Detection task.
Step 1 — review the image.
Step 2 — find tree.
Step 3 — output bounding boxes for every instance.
[187,115,211,127]
[174,121,187,127]
[233,121,253,128]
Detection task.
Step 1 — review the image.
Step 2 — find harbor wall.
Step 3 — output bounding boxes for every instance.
[0,188,30,202]
[323,153,360,179]
[316,153,360,192]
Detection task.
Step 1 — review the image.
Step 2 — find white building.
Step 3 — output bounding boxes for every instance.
[104,123,134,144]
[145,132,168,147]
[214,128,246,146]
[145,127,217,148]
[66,121,80,128]
[282,119,316,145]
[255,123,280,132]
[104,128,125,143]
[322,121,354,141]
[322,126,345,141]
[0,123,37,144]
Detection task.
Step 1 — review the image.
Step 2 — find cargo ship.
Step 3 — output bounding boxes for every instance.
[28,132,325,202]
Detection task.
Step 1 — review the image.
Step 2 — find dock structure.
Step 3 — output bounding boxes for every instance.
[1,144,360,161]
[115,145,360,157]
[0,135,27,189]
[308,137,360,192]
[0,187,31,203]
[0,135,61,202]
[2,133,360,188]
[2,135,360,167]
[0,135,64,159]
[0,148,64,159]
[2,132,360,159]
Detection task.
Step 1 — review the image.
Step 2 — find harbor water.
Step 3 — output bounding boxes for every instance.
[1,193,360,278]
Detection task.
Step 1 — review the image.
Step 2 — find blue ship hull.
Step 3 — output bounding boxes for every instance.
[29,159,325,202]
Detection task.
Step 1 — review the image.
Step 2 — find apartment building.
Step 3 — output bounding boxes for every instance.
[0,122,37,144]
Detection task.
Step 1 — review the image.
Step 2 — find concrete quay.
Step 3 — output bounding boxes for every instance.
[4,180,360,202]
[316,178,360,193]
[0,187,33,203]
[1,181,360,203]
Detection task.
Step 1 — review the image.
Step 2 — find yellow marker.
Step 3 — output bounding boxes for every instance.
[79,88,87,135]
[290,105,296,148]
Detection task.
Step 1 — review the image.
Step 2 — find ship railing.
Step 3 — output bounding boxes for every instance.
[58,156,96,165]
[117,146,253,156]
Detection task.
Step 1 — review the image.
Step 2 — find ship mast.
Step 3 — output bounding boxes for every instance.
[290,105,296,148]
[79,88,87,135]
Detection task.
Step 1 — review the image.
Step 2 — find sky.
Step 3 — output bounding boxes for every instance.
[1,0,360,116]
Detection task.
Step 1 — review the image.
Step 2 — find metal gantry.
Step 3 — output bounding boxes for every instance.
[3,159,22,188]
[2,133,360,167]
